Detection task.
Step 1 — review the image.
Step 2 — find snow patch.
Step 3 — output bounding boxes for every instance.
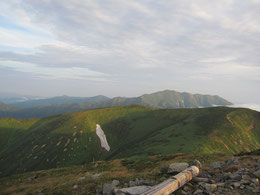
[96,124,110,151]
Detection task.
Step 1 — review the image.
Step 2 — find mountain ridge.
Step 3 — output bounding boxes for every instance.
[0,105,259,177]
[10,95,110,108]
[0,90,232,118]
[0,102,18,112]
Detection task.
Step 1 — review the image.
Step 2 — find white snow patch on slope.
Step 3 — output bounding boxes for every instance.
[96,124,110,151]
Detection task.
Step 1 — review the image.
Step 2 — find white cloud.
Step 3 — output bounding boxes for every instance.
[0,60,109,81]
[191,3,213,20]
[0,27,51,49]
[199,57,236,63]
[0,0,259,100]
[231,104,260,112]
[220,16,260,33]
[196,64,260,81]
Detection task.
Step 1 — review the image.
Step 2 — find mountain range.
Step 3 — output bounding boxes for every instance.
[9,95,110,108]
[0,92,40,104]
[0,90,232,118]
[0,102,17,112]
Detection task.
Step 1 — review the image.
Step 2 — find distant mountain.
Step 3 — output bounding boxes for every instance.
[0,105,259,177]
[0,102,18,112]
[99,90,232,108]
[0,92,41,104]
[10,95,110,108]
[0,104,94,118]
[0,90,232,118]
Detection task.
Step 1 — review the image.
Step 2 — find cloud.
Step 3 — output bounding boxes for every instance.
[0,61,109,81]
[199,57,236,63]
[196,61,260,81]
[231,104,260,112]
[191,3,214,20]
[0,0,259,100]
[0,26,51,49]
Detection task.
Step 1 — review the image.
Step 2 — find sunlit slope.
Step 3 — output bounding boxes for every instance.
[0,106,151,176]
[0,105,259,177]
[116,107,260,158]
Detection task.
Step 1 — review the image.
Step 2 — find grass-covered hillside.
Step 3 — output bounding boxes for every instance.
[0,105,259,177]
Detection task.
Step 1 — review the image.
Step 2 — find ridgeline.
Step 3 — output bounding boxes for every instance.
[0,105,259,177]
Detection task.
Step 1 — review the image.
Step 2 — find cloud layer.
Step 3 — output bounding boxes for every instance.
[0,0,259,102]
[231,104,260,112]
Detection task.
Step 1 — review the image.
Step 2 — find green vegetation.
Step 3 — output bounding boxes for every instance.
[0,105,259,178]
[235,149,260,156]
[0,118,39,155]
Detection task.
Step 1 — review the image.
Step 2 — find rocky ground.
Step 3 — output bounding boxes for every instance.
[175,156,260,195]
[1,154,259,194]
[102,155,260,195]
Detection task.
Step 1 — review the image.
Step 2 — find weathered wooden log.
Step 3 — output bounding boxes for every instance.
[141,166,199,195]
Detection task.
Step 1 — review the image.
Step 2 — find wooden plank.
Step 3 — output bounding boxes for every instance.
[141,166,199,195]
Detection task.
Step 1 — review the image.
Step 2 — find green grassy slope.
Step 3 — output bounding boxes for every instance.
[0,118,39,155]
[0,105,259,177]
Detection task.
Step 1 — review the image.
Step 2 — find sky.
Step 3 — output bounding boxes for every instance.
[0,0,259,105]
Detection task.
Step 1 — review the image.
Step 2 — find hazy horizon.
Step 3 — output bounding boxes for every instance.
[0,1,259,104]
[1,89,260,112]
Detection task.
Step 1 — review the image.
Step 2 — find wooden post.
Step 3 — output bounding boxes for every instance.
[141,166,199,195]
